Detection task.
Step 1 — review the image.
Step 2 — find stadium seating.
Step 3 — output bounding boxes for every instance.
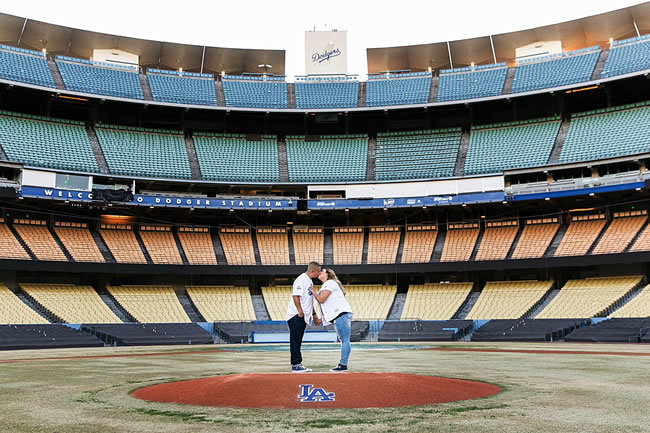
[401,224,437,264]
[96,124,191,179]
[375,128,461,180]
[401,283,473,320]
[592,211,646,254]
[601,36,650,78]
[465,117,560,175]
[0,324,102,350]
[367,226,400,264]
[379,320,473,341]
[295,77,358,109]
[285,134,368,182]
[186,286,256,322]
[147,69,217,106]
[138,225,183,265]
[214,321,369,343]
[219,227,256,265]
[292,226,324,265]
[466,280,553,319]
[333,226,364,264]
[437,64,507,102]
[261,285,296,321]
[559,103,650,164]
[0,284,49,324]
[13,219,67,261]
[474,220,518,261]
[511,218,559,259]
[84,323,211,345]
[54,222,105,263]
[107,285,190,323]
[0,111,98,172]
[0,219,30,260]
[536,275,642,319]
[222,75,288,109]
[441,222,479,262]
[629,221,650,252]
[343,285,397,320]
[20,283,120,324]
[564,318,650,342]
[193,133,280,182]
[56,56,143,99]
[99,224,147,264]
[256,227,290,265]
[0,44,54,88]
[366,72,431,107]
[554,214,606,256]
[177,227,217,265]
[609,284,650,318]
[471,318,588,342]
[511,48,600,93]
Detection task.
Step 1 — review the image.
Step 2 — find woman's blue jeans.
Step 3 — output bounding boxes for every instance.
[334,312,353,366]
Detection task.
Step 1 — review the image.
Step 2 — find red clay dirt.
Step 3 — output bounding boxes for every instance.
[131,373,501,409]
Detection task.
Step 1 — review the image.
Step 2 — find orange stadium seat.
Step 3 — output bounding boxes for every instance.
[178,226,217,265]
[401,224,437,263]
[13,219,67,261]
[554,214,606,256]
[99,224,147,264]
[441,222,479,262]
[475,220,518,261]
[54,221,104,263]
[256,227,290,265]
[367,226,400,264]
[0,218,30,260]
[292,226,323,265]
[593,211,647,254]
[333,226,364,264]
[511,218,559,259]
[139,225,183,265]
[219,227,256,265]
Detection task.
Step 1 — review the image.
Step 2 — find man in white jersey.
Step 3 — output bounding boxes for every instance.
[286,261,321,372]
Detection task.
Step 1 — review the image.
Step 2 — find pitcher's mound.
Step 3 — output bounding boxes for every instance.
[131,372,501,409]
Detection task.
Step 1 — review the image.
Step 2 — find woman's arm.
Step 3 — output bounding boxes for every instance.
[311,287,331,303]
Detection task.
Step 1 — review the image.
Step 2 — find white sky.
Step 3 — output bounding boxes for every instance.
[1,0,646,79]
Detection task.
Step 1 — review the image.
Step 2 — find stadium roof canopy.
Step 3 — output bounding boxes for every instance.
[0,12,285,75]
[367,2,650,73]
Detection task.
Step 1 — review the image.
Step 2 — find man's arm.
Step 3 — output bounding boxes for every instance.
[292,295,304,317]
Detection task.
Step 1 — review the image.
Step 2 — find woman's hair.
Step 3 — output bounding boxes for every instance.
[323,268,345,295]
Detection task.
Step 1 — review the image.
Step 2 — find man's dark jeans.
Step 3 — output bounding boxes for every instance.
[288,314,307,365]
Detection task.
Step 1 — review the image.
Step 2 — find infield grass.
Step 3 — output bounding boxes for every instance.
[0,341,648,433]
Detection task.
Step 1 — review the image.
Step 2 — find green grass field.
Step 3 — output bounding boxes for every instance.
[0,342,648,433]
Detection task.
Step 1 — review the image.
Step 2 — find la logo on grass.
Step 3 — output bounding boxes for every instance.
[298,384,335,402]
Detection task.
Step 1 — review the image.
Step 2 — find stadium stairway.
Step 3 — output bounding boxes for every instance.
[91,231,116,263]
[0,143,7,161]
[357,82,366,107]
[251,293,271,321]
[586,218,612,255]
[177,293,206,322]
[591,49,610,81]
[501,66,515,95]
[625,218,650,252]
[287,229,296,265]
[277,139,289,182]
[133,231,154,265]
[86,126,110,174]
[547,117,571,165]
[429,75,439,103]
[210,230,228,265]
[526,288,561,318]
[138,72,153,101]
[287,83,296,109]
[16,291,59,323]
[184,135,202,180]
[430,229,447,262]
[453,130,470,177]
[101,292,137,322]
[505,224,525,259]
[47,59,65,90]
[250,230,262,266]
[361,227,369,265]
[323,229,334,265]
[387,292,407,320]
[452,289,480,320]
[599,280,647,317]
[365,137,376,181]
[214,81,225,106]
[469,227,486,261]
[172,230,190,265]
[9,225,37,260]
[49,227,74,262]
[99,294,132,322]
[395,227,406,264]
[544,224,568,256]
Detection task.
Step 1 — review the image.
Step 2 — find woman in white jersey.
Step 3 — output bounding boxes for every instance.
[311,268,353,372]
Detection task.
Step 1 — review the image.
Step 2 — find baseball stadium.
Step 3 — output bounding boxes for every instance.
[0,2,649,432]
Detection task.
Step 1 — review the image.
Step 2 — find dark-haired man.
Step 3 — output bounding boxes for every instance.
[286,261,321,372]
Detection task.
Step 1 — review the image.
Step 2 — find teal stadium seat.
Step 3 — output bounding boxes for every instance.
[366,72,431,107]
[222,75,288,109]
[147,69,217,106]
[0,111,97,172]
[437,64,507,102]
[601,36,650,78]
[96,125,191,179]
[193,133,280,182]
[56,56,143,100]
[286,135,368,182]
[0,45,55,88]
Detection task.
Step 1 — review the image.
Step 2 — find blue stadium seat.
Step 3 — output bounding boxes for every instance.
[366,72,431,107]
[0,45,55,88]
[147,69,217,106]
[286,135,368,182]
[56,56,143,100]
[601,37,650,78]
[512,49,600,93]
[295,77,358,109]
[437,64,507,102]
[222,75,288,109]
